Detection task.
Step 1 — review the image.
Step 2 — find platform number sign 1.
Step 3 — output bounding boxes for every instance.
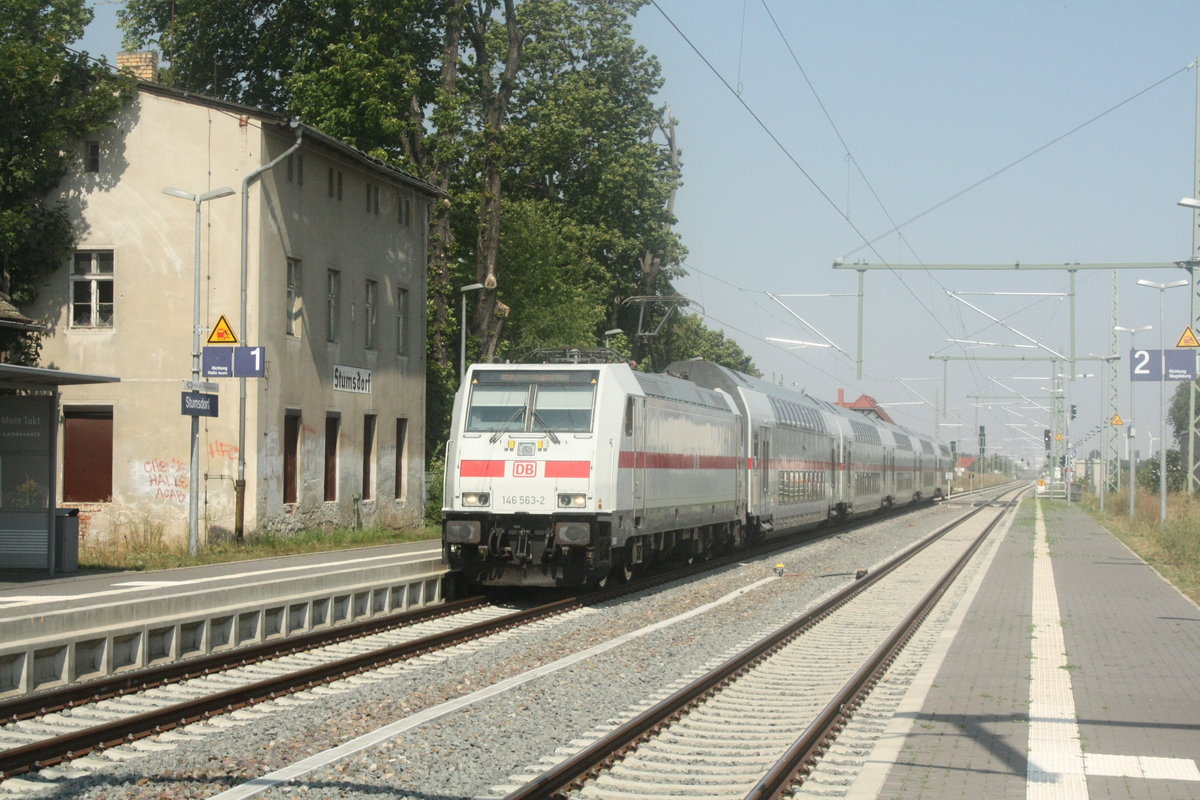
[234,346,265,377]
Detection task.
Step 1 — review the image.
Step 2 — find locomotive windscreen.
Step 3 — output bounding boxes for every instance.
[466,370,598,433]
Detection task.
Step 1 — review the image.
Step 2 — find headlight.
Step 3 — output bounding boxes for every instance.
[555,521,590,545]
[461,492,490,507]
[445,520,481,544]
[557,493,587,508]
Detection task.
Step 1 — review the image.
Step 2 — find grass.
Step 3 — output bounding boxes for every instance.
[1076,488,1200,605]
[79,520,440,572]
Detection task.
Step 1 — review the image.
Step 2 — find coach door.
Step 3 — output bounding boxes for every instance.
[625,397,645,520]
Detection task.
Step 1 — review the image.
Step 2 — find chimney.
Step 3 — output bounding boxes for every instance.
[117,51,159,83]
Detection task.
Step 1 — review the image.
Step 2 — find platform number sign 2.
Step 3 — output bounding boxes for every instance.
[1132,349,1154,379]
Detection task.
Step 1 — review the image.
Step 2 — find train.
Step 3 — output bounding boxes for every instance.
[441,354,951,588]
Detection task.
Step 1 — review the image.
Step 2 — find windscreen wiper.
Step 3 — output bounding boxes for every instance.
[489,408,526,443]
[531,410,561,444]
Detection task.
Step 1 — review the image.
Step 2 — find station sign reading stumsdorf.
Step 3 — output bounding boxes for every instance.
[1130,349,1197,381]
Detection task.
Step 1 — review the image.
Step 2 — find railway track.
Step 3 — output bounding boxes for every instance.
[0,487,1004,784]
[497,485,1024,800]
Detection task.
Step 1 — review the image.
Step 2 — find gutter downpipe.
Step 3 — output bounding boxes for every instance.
[236,120,303,541]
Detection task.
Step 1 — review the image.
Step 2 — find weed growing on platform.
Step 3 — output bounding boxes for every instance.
[1079,490,1200,604]
[79,523,440,571]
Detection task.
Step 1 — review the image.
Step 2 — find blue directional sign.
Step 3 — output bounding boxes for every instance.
[202,347,233,377]
[1130,349,1197,382]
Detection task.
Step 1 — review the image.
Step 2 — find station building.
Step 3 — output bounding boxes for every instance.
[27,70,440,546]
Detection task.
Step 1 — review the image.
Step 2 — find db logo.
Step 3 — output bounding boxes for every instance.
[513,461,537,477]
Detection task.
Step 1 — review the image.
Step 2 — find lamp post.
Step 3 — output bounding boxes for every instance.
[1135,278,1189,524]
[1116,324,1152,519]
[1088,353,1120,511]
[162,185,236,556]
[459,283,484,383]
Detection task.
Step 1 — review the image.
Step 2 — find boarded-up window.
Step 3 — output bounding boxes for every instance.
[64,410,112,502]
[395,418,408,500]
[283,412,300,504]
[362,414,376,500]
[324,414,339,502]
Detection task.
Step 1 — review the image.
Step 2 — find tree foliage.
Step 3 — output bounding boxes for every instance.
[0,0,133,362]
[118,0,758,452]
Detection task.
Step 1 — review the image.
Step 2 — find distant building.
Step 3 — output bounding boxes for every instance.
[833,388,895,425]
[30,77,440,544]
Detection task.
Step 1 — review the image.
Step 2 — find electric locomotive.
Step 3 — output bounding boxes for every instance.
[442,358,745,587]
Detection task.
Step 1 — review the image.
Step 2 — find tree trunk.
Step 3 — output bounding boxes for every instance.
[467,0,523,363]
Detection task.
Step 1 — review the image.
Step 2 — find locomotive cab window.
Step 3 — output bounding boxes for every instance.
[466,370,598,433]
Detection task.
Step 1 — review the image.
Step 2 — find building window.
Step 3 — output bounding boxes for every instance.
[283,411,300,504]
[395,418,408,500]
[71,251,114,328]
[362,414,376,501]
[64,409,113,502]
[337,170,343,200]
[324,414,339,502]
[398,193,412,226]
[364,280,377,350]
[84,141,100,172]
[396,287,408,355]
[327,167,334,197]
[327,269,340,342]
[286,257,301,336]
[286,153,304,185]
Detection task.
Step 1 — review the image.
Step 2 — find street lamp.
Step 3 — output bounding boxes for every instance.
[1178,197,1200,209]
[459,283,484,383]
[603,328,622,348]
[1115,324,1152,519]
[1135,278,1189,524]
[162,185,236,556]
[1088,352,1120,512]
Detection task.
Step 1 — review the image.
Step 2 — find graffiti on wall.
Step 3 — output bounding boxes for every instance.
[142,457,188,503]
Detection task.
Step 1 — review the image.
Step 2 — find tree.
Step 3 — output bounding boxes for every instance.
[118,0,754,454]
[0,0,133,362]
[1168,379,1199,487]
[649,313,760,376]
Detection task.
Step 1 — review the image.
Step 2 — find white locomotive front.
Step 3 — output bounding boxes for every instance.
[442,361,744,587]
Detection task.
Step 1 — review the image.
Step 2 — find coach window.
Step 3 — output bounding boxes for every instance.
[624,397,634,437]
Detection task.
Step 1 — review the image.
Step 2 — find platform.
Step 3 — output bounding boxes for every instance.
[856,497,1200,799]
[0,540,448,700]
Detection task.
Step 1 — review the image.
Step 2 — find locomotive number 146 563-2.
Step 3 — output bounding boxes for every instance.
[502,495,545,506]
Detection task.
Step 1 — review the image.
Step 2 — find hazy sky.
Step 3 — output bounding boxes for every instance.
[77,1,1200,466]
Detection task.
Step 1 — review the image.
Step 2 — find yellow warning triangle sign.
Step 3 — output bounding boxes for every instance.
[207,314,238,344]
[1111,414,1124,426]
[1177,327,1200,348]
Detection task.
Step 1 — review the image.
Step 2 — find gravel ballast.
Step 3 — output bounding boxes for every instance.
[2,498,986,800]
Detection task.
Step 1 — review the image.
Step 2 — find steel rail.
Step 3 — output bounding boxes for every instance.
[0,595,491,724]
[744,492,1022,799]
[501,485,1022,800]
[0,594,584,778]
[0,485,1012,780]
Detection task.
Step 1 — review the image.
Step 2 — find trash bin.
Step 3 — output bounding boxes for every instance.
[55,508,79,573]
